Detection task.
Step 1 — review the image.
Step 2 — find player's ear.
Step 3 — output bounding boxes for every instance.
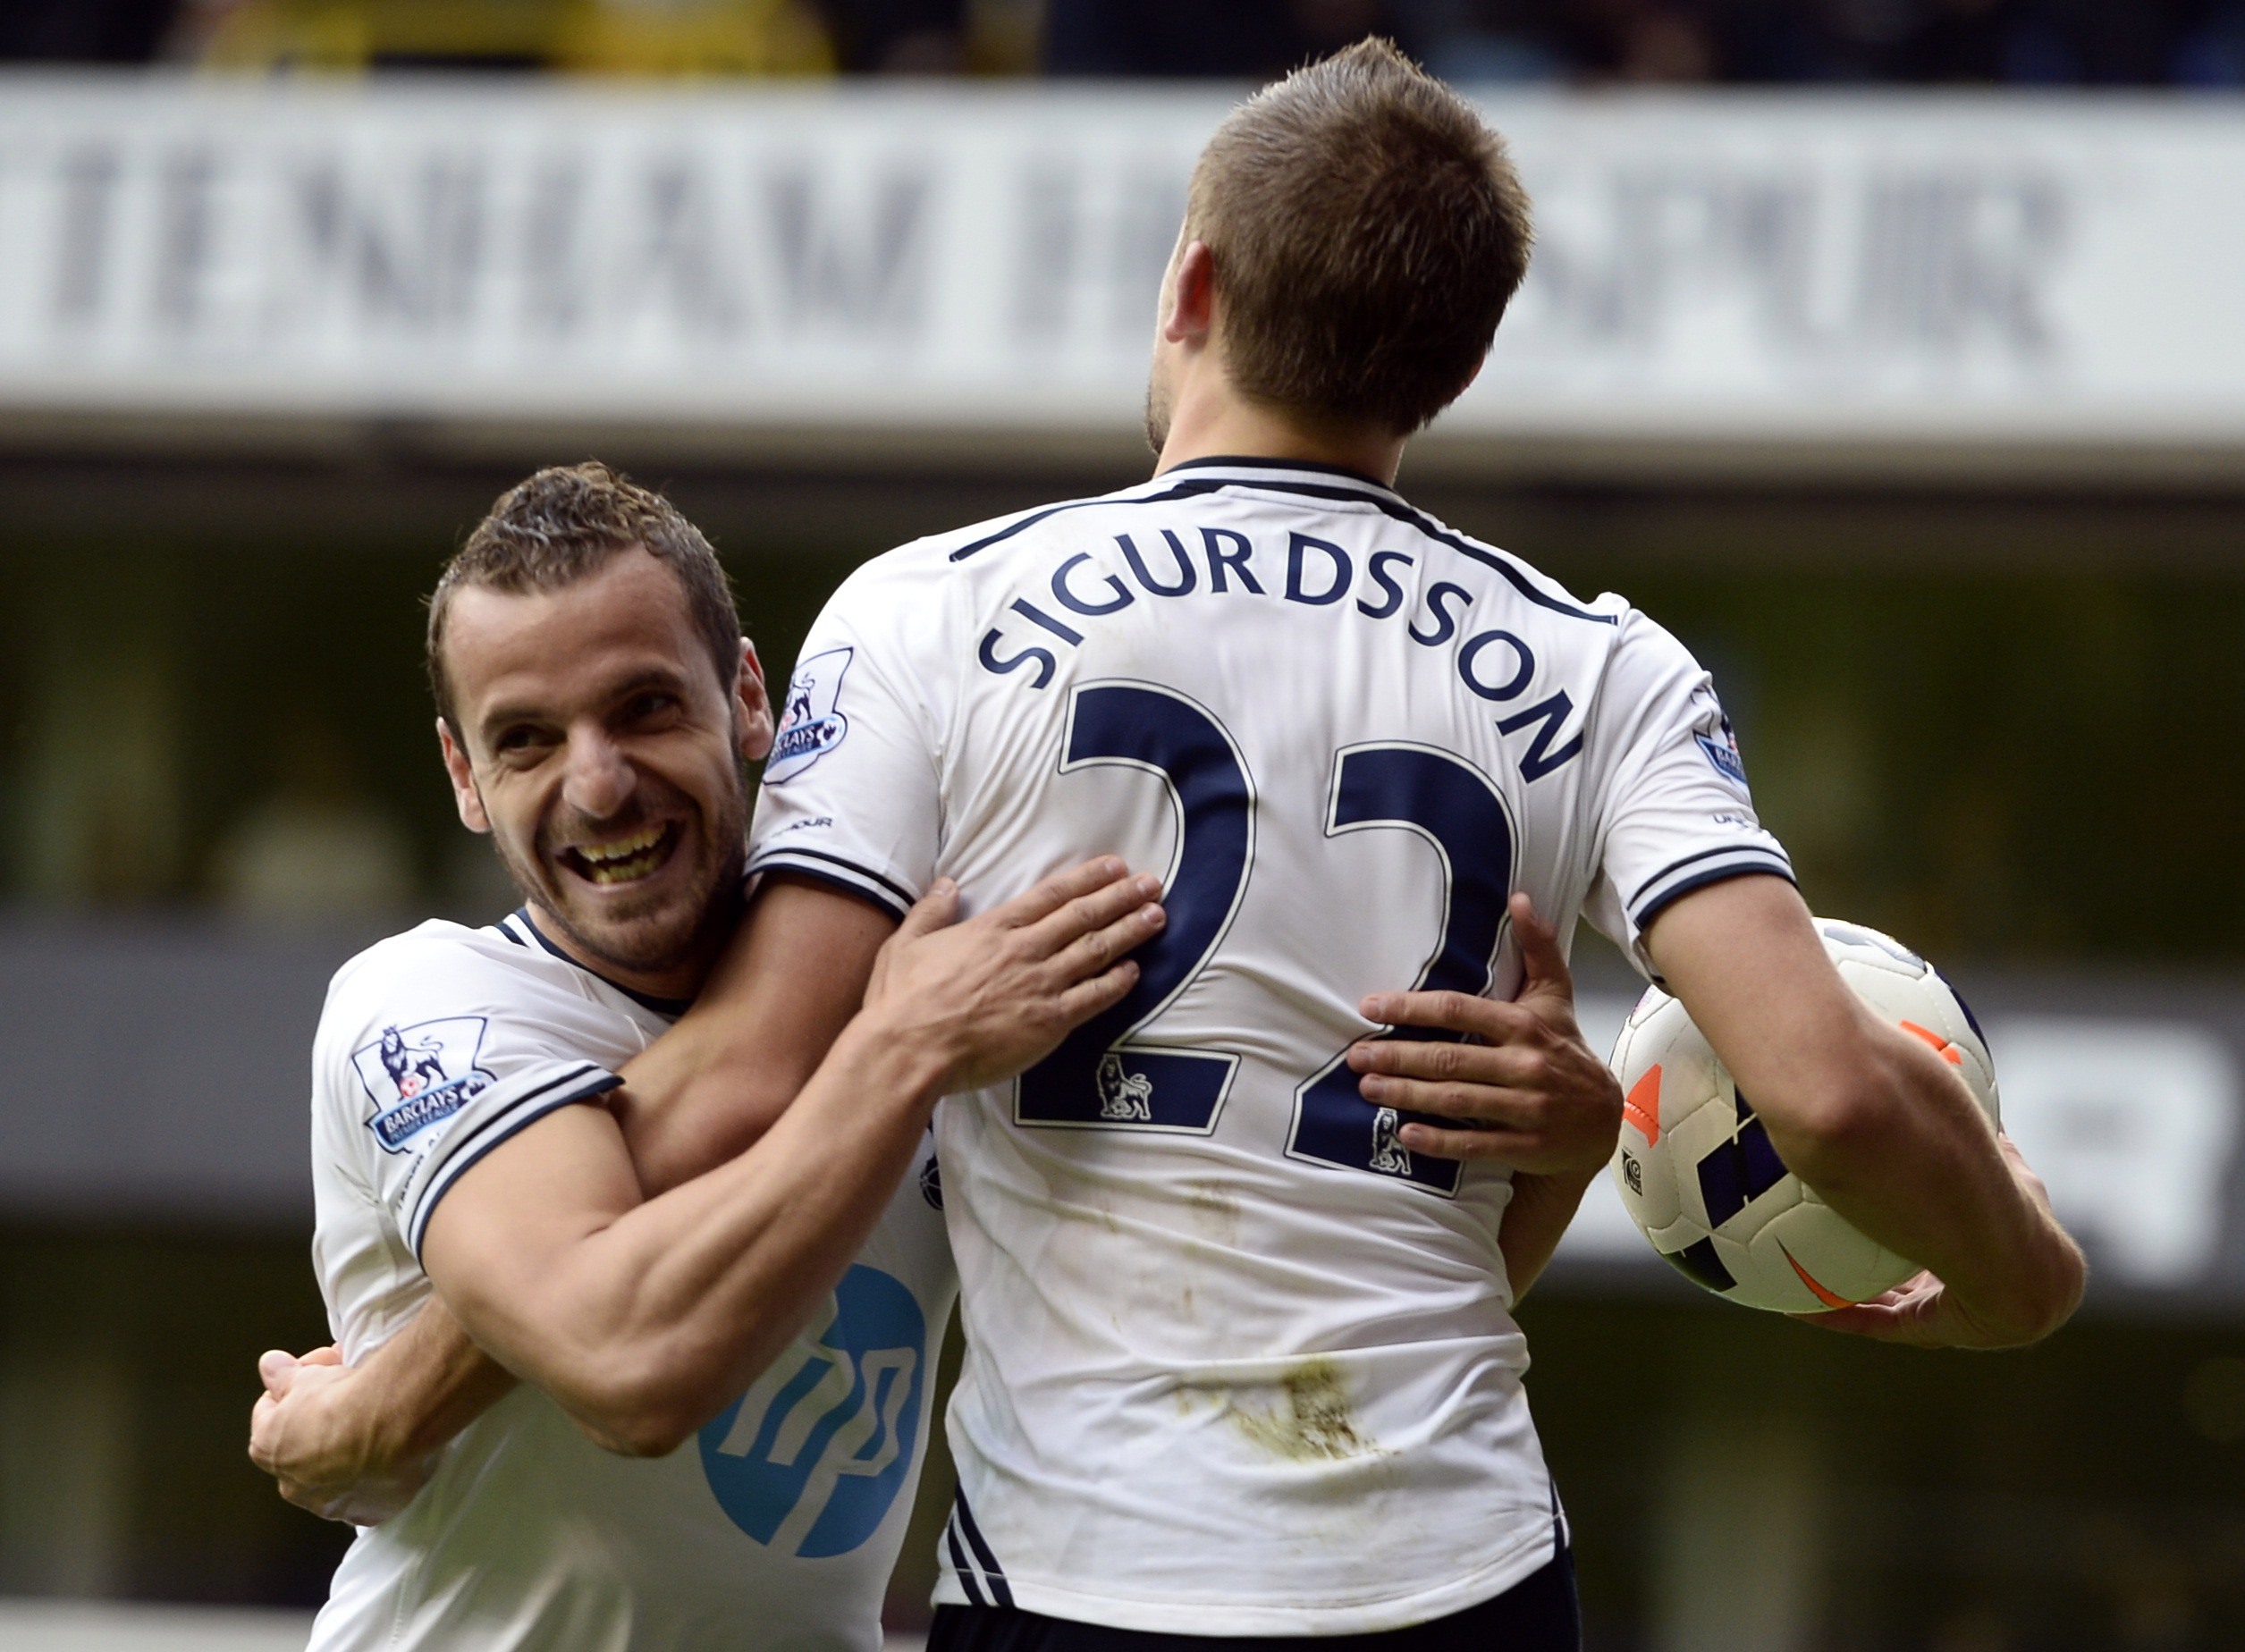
[437,716,492,833]
[1162,240,1217,345]
[733,638,774,763]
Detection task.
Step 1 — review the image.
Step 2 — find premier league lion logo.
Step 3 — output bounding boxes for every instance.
[353,1016,496,1153]
[1368,1106,1413,1177]
[379,1026,451,1099]
[1096,1053,1154,1123]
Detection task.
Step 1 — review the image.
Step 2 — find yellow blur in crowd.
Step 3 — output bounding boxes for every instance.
[187,0,918,77]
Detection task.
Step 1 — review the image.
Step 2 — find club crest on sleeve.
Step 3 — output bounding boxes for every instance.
[1695,713,1749,789]
[352,1016,496,1153]
[765,646,854,786]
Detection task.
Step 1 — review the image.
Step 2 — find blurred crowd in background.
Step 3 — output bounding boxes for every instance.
[3,0,2243,87]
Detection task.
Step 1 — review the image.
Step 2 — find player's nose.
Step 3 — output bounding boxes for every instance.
[559,727,637,821]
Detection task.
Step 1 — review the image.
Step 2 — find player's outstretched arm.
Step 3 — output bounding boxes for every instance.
[1342,893,1625,1299]
[421,862,1163,1457]
[1645,874,2084,1349]
[249,1303,511,1525]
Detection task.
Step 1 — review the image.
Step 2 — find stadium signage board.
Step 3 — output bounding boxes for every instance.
[0,77,2241,473]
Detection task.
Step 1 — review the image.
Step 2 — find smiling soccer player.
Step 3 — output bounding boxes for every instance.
[265,465,1166,1652]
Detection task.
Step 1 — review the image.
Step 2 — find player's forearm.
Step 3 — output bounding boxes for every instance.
[607,1010,813,1196]
[446,1020,947,1455]
[1760,1022,2081,1343]
[366,1300,520,1463]
[1496,1167,1599,1302]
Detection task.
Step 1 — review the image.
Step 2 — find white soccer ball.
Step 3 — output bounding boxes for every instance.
[1608,917,2001,1312]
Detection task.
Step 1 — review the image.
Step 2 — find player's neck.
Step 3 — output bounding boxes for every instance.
[521,898,728,1006]
[1152,385,1405,489]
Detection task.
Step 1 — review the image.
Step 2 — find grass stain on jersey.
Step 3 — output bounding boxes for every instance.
[1230,1359,1373,1462]
[1185,1178,1242,1249]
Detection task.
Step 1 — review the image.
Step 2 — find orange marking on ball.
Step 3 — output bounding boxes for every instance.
[1623,1065,1662,1144]
[1780,1243,1858,1309]
[1899,1020,1964,1066]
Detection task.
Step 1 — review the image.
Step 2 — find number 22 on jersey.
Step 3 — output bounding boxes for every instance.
[1012,680,1519,1198]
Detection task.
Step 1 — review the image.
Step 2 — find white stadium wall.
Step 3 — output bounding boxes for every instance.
[0,75,2243,478]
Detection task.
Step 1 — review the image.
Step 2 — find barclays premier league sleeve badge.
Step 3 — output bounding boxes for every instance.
[765,646,853,786]
[1694,710,1750,790]
[353,1016,496,1153]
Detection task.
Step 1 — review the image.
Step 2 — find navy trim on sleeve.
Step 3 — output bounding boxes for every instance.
[1626,844,1782,911]
[406,1066,623,1260]
[747,847,916,921]
[1632,859,1799,936]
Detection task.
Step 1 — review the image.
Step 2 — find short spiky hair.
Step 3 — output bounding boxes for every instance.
[427,462,740,734]
[1186,38,1532,436]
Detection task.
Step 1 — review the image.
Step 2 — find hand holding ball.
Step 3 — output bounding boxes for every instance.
[1608,919,2000,1312]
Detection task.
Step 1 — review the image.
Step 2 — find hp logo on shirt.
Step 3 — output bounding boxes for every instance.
[697,1264,925,1557]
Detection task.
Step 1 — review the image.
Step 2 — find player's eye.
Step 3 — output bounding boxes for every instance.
[493,725,552,756]
[625,691,679,723]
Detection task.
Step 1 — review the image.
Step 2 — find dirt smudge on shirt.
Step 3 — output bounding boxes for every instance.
[1230,1358,1373,1462]
[1185,1178,1242,1250]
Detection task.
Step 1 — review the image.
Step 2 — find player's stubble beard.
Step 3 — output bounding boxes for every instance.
[1144,371,1173,456]
[489,751,750,987]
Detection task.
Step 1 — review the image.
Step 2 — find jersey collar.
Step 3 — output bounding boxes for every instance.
[1160,454,1403,502]
[499,907,694,1021]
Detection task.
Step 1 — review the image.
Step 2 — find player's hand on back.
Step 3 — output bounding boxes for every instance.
[861,856,1165,1095]
[249,1345,432,1527]
[1344,893,1623,1175]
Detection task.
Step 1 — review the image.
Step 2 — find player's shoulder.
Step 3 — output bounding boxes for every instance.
[835,474,1190,595]
[318,918,562,1041]
[1592,602,1711,689]
[1380,498,1694,677]
[1384,494,1627,636]
[327,916,520,994]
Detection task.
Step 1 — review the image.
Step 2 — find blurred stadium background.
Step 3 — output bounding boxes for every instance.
[3,2,2244,1648]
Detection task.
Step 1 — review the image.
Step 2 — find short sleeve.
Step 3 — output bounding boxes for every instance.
[1579,611,1795,977]
[748,559,946,921]
[313,934,622,1263]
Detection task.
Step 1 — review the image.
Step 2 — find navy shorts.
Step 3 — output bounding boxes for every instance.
[927,1547,1580,1652]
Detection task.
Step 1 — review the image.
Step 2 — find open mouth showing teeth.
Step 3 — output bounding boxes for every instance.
[559,822,679,887]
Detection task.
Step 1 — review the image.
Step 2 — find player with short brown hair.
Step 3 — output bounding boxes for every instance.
[1171,37,1532,439]
[261,464,1169,1652]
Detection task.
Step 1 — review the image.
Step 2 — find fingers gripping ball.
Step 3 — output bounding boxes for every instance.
[1608,918,2001,1313]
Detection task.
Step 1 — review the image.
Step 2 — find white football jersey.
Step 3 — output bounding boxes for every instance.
[747,457,1793,1636]
[306,910,956,1652]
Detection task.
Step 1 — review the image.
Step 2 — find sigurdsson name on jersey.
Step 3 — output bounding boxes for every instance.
[971,522,1589,787]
